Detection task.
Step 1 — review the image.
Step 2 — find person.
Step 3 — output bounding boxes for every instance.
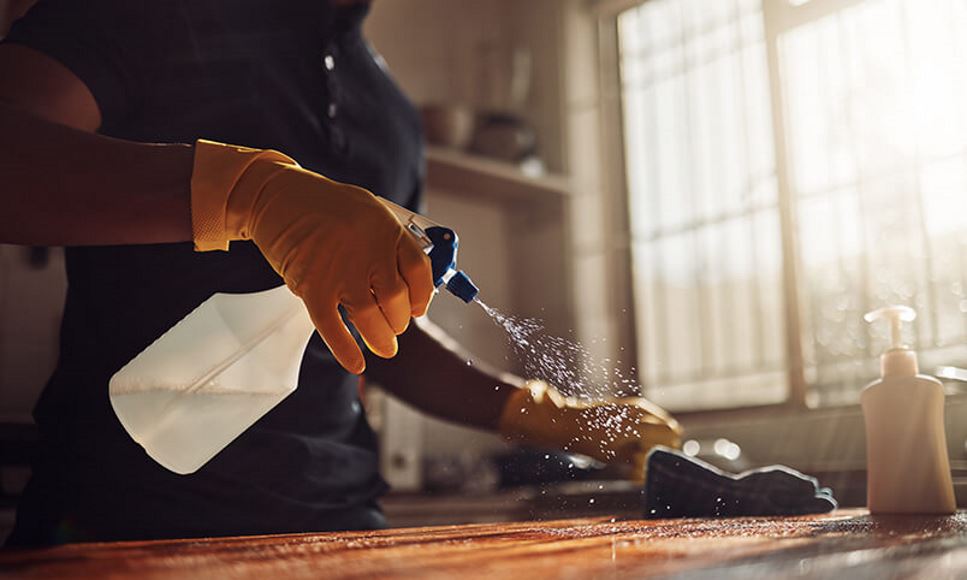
[0,0,681,546]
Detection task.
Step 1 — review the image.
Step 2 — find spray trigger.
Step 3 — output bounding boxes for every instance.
[378,197,479,303]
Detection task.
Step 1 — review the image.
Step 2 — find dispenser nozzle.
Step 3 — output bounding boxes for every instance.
[864,305,916,350]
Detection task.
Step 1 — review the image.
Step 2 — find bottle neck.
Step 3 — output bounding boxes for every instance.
[881,348,918,378]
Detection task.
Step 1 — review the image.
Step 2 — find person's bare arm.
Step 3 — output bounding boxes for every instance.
[0,43,193,246]
[365,318,519,431]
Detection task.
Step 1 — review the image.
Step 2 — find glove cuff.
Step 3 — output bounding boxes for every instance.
[190,139,297,252]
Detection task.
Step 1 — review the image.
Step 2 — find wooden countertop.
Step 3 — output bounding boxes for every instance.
[1,509,966,579]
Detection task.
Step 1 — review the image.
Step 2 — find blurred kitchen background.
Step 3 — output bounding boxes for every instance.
[7,0,967,528]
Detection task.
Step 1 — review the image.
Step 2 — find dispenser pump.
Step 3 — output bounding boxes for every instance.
[864,305,918,377]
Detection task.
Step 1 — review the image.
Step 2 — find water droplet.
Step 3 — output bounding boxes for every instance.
[478,303,647,453]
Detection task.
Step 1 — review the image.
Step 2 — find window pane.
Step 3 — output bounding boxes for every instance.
[620,0,783,411]
[782,0,967,404]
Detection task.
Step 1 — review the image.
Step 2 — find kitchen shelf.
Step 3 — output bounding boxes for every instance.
[425,146,572,204]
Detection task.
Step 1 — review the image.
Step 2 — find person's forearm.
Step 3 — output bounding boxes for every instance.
[0,103,193,245]
[365,317,521,431]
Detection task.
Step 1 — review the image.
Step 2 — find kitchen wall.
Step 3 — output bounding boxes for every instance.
[365,1,590,468]
[366,0,566,173]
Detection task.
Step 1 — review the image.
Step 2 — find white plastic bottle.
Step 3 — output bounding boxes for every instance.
[110,285,315,474]
[110,198,478,475]
[860,305,955,514]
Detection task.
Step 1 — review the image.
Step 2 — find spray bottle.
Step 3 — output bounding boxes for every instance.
[860,305,955,514]
[109,198,479,475]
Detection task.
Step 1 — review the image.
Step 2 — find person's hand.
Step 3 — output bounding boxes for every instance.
[190,139,434,374]
[498,381,682,482]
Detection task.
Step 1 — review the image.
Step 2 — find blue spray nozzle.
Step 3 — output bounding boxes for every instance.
[424,226,478,302]
[425,226,458,287]
[446,270,479,303]
[377,198,481,305]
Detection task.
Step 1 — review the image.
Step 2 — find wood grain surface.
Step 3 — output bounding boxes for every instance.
[1,509,966,579]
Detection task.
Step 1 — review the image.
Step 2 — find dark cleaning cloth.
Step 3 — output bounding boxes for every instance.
[643,447,837,518]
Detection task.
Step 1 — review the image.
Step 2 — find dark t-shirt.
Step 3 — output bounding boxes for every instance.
[4,0,423,545]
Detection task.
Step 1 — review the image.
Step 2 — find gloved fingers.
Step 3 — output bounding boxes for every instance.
[591,439,649,483]
[613,438,649,464]
[615,397,682,434]
[639,421,684,450]
[370,268,412,335]
[308,302,366,375]
[629,452,648,485]
[344,294,399,359]
[397,235,434,317]
[611,404,682,448]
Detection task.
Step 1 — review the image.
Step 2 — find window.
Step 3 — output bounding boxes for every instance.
[618,0,967,411]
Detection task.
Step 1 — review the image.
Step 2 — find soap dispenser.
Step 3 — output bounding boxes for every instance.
[860,305,955,514]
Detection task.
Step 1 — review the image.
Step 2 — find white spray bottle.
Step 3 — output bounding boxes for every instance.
[860,305,955,514]
[109,198,479,475]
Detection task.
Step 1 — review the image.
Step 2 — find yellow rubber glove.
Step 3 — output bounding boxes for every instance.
[190,139,434,374]
[498,381,682,482]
